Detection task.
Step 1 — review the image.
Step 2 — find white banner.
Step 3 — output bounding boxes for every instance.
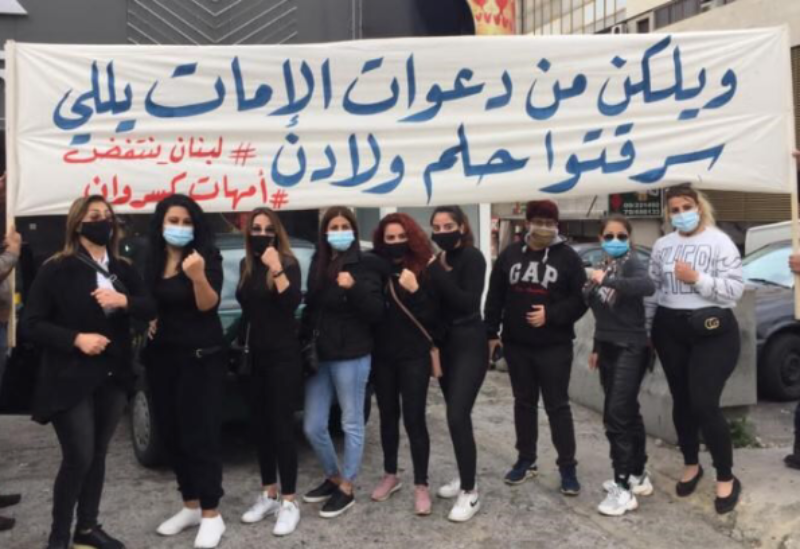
[5,29,797,216]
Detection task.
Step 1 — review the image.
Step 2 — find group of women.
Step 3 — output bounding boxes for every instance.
[23,183,745,549]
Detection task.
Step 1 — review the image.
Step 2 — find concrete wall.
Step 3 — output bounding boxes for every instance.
[569,289,758,443]
[664,0,800,47]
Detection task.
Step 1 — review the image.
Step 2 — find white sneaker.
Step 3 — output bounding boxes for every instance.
[194,515,226,549]
[437,478,461,499]
[156,507,202,536]
[241,493,281,524]
[598,484,638,517]
[273,500,300,537]
[447,490,481,522]
[602,472,654,496]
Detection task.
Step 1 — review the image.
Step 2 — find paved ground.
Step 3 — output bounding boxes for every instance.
[1,369,796,549]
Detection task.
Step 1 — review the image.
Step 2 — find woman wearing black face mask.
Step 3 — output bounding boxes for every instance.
[427,206,488,523]
[236,208,304,537]
[23,196,156,549]
[370,213,440,516]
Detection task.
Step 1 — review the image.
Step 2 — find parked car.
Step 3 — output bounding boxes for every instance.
[742,240,800,401]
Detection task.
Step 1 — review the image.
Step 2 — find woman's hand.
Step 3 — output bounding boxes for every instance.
[398,269,419,293]
[262,247,282,273]
[74,333,110,356]
[526,305,546,327]
[590,269,606,285]
[337,272,355,289]
[182,251,206,282]
[674,260,699,284]
[92,288,128,309]
[147,319,158,340]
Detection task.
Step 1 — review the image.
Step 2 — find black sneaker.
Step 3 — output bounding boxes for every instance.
[560,466,581,496]
[72,525,125,549]
[0,515,14,532]
[0,493,21,509]
[303,479,340,503]
[784,453,800,470]
[504,459,538,485]
[319,488,355,519]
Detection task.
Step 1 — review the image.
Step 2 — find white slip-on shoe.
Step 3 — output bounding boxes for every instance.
[598,484,639,517]
[194,515,226,549]
[436,478,461,500]
[156,507,202,536]
[273,500,301,537]
[241,493,281,524]
[447,490,480,523]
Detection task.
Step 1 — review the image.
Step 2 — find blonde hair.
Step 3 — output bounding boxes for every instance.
[664,185,716,229]
[53,195,120,261]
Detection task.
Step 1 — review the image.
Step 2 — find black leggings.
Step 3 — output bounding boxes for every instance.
[439,322,488,492]
[49,380,126,545]
[652,307,740,482]
[596,341,649,486]
[248,346,302,495]
[374,354,431,486]
[148,348,226,509]
[504,342,577,469]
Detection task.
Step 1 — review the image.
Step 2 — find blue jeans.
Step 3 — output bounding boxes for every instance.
[303,355,371,483]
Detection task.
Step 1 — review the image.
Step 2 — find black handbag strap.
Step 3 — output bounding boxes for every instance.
[387,279,434,345]
[75,252,129,294]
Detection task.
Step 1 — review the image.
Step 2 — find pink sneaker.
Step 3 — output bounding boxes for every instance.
[415,485,432,516]
[371,475,402,502]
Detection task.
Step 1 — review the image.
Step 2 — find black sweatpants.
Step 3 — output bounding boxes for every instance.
[374,354,431,486]
[248,346,302,495]
[148,348,226,509]
[504,342,577,470]
[652,307,740,482]
[439,322,488,492]
[596,341,649,486]
[49,379,126,545]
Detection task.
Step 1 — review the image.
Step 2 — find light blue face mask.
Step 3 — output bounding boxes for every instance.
[602,239,630,258]
[671,210,701,233]
[327,230,355,252]
[163,225,194,248]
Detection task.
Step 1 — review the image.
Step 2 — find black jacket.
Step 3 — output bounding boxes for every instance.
[303,247,384,361]
[484,239,588,347]
[23,251,156,424]
[374,259,441,361]
[584,252,655,348]
[236,258,303,351]
[427,246,486,328]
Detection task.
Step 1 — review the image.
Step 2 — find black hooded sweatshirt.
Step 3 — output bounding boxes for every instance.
[484,237,587,347]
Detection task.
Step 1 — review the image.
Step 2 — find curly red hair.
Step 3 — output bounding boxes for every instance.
[373,213,434,277]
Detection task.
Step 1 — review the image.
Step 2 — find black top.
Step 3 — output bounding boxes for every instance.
[303,247,384,361]
[428,245,486,327]
[150,248,224,350]
[484,239,588,347]
[236,258,303,351]
[23,250,156,424]
[584,252,655,348]
[374,260,441,361]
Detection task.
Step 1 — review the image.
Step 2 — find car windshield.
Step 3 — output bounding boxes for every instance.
[218,243,314,311]
[743,243,793,288]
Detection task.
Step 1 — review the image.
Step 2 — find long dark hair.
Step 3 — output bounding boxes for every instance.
[314,206,360,285]
[373,213,433,277]
[430,205,475,247]
[145,194,214,289]
[240,207,296,290]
